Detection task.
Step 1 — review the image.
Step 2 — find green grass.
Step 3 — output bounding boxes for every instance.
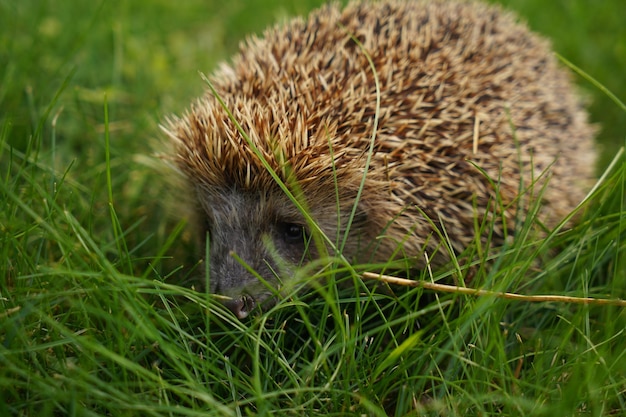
[1,0,625,415]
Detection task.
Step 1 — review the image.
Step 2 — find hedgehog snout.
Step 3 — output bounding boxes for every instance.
[207,241,274,316]
[224,294,257,319]
[213,231,306,318]
[204,225,302,318]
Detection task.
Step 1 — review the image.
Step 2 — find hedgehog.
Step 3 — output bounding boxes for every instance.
[163,0,596,318]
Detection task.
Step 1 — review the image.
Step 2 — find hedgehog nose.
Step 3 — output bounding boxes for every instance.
[224,295,256,319]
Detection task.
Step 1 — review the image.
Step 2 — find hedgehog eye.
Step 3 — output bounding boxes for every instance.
[279,222,306,244]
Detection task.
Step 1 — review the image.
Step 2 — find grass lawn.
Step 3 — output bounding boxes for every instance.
[1,0,625,415]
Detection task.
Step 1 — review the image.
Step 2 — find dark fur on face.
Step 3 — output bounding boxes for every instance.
[196,187,314,317]
[194,182,373,318]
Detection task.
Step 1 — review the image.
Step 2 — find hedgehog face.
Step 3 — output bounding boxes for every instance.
[197,186,320,318]
[195,182,376,318]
